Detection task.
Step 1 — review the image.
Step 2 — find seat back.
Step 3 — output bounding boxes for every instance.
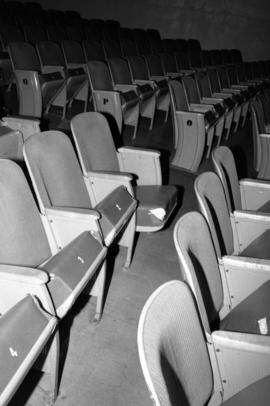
[212,146,242,212]
[128,55,149,80]
[71,112,120,174]
[0,159,51,266]
[196,70,212,98]
[195,171,234,257]
[133,28,151,55]
[137,280,213,406]
[160,52,177,73]
[37,41,65,67]
[217,66,230,89]
[145,54,164,77]
[46,25,67,42]
[174,212,223,332]
[24,25,48,44]
[109,57,132,85]
[0,295,57,406]
[66,25,84,42]
[87,60,114,91]
[83,40,106,62]
[61,40,85,65]
[103,38,122,59]
[0,24,24,50]
[8,41,40,71]
[168,80,189,111]
[207,68,222,93]
[182,75,200,104]
[23,131,92,213]
[120,38,137,57]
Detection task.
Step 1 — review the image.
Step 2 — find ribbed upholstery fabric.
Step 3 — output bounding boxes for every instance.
[71,112,120,172]
[61,40,85,65]
[0,160,51,267]
[141,281,213,406]
[174,212,223,331]
[24,131,92,209]
[128,56,149,80]
[195,172,234,257]
[212,147,242,212]
[87,60,114,91]
[169,80,189,111]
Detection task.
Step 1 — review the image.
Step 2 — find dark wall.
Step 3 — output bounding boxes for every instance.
[27,0,270,60]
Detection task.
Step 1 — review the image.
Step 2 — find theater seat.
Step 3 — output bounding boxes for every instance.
[212,146,270,213]
[87,59,140,138]
[182,75,225,149]
[8,41,66,118]
[23,130,137,268]
[175,211,270,337]
[71,112,178,233]
[37,40,88,117]
[0,159,107,323]
[108,56,157,130]
[195,171,270,266]
[138,280,270,406]
[0,295,59,406]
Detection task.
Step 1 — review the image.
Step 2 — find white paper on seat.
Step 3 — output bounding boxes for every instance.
[258,317,268,335]
[149,208,166,221]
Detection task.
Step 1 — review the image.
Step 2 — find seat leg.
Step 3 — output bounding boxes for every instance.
[123,213,136,269]
[41,330,60,405]
[90,261,107,324]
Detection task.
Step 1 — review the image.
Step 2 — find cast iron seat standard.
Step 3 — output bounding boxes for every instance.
[71,112,178,233]
[23,130,137,268]
[0,295,58,406]
[182,75,225,149]
[195,171,270,275]
[216,66,249,128]
[138,280,270,406]
[168,80,207,172]
[84,40,140,138]
[212,146,270,214]
[175,211,270,341]
[250,98,270,179]
[120,38,170,123]
[196,70,234,140]
[0,158,108,326]
[8,41,66,118]
[36,40,89,117]
[108,55,157,131]
[207,67,242,133]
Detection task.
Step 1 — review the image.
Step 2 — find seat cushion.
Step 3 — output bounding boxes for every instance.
[120,90,139,110]
[95,185,136,240]
[137,84,155,100]
[42,231,106,312]
[134,185,177,228]
[220,280,270,335]
[222,375,270,406]
[241,229,270,259]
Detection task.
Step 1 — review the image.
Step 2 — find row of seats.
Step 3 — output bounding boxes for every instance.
[0,110,178,404]
[138,141,270,405]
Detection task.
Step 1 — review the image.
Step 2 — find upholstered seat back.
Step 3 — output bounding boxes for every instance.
[109,57,132,85]
[212,146,242,212]
[138,281,213,406]
[174,211,224,332]
[87,60,114,91]
[169,80,189,112]
[0,160,51,266]
[71,112,120,173]
[195,171,234,257]
[182,75,201,104]
[24,131,92,211]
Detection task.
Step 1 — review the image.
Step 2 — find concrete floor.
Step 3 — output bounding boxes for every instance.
[10,110,252,406]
